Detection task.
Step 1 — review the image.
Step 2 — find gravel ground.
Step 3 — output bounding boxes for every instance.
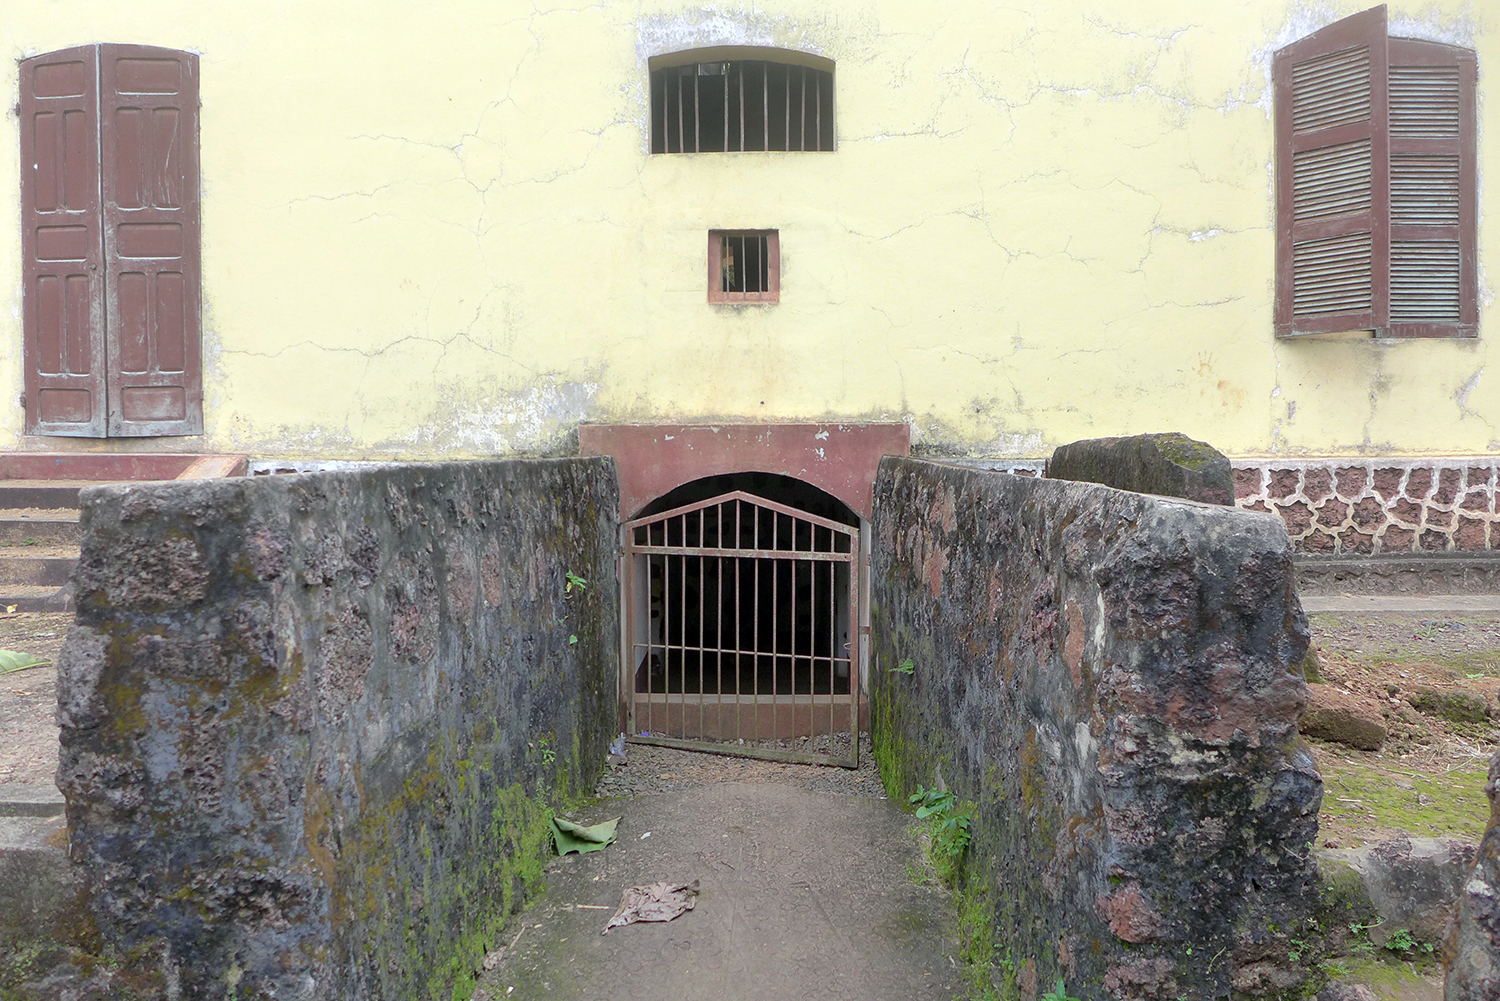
[593,733,887,800]
[1310,610,1500,672]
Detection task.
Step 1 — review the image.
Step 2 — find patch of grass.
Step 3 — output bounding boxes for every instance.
[1319,761,1492,842]
[955,882,998,999]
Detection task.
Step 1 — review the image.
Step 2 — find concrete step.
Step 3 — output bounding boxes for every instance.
[0,556,74,587]
[0,509,80,546]
[0,481,85,510]
[0,584,74,612]
[0,813,81,953]
[1296,554,1500,597]
[0,542,78,560]
[1301,594,1500,613]
[0,784,64,818]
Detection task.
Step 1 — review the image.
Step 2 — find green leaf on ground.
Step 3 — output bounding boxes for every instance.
[551,816,620,855]
[0,650,49,675]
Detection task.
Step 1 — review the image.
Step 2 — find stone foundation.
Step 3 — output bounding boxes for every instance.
[1233,458,1500,556]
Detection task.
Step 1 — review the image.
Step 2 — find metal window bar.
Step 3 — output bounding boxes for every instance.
[763,62,771,150]
[786,63,798,150]
[816,72,821,151]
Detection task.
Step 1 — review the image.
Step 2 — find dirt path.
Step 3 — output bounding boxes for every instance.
[476,782,961,1001]
[0,612,70,787]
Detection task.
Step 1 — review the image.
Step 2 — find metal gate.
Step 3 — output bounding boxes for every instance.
[622,491,859,767]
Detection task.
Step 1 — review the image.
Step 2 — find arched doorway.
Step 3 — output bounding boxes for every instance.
[623,474,860,766]
[581,422,911,767]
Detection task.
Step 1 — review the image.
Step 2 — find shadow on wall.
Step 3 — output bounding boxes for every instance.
[871,457,1319,1000]
[53,459,620,999]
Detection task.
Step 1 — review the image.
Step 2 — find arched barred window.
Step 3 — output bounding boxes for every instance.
[650,49,834,154]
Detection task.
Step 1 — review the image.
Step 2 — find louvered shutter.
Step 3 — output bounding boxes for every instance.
[1384,37,1476,337]
[1274,6,1388,337]
[20,46,107,436]
[100,44,202,435]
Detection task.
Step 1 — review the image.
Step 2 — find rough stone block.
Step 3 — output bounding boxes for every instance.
[0,816,80,949]
[1321,837,1476,947]
[1381,526,1416,552]
[1305,467,1334,503]
[1335,467,1368,498]
[1407,685,1490,724]
[1316,498,1350,529]
[871,459,1316,1001]
[1045,432,1233,505]
[1456,518,1489,551]
[1352,497,1386,529]
[56,459,619,1000]
[1437,469,1464,506]
[1301,686,1388,751]
[1270,468,1301,500]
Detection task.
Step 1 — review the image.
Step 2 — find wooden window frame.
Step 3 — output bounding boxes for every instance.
[708,230,779,304]
[1274,5,1477,339]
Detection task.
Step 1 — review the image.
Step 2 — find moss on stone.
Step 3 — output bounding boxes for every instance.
[1151,432,1223,472]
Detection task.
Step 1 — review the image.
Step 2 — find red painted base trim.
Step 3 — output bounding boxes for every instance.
[0,452,246,481]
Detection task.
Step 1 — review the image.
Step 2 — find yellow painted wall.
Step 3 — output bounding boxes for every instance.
[1,1,1495,460]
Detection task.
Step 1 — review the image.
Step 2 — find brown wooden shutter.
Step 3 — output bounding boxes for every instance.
[100,44,202,435]
[1384,37,1476,337]
[20,46,107,436]
[1274,5,1388,337]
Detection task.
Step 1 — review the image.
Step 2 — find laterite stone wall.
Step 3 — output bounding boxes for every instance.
[56,460,618,999]
[871,458,1320,1001]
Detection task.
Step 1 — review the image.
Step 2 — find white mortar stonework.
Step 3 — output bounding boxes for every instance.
[1232,459,1499,555]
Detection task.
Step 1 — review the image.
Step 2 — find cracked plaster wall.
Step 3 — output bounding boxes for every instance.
[0,1,1496,461]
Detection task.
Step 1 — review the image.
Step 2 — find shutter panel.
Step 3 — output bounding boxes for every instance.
[20,46,107,436]
[1384,37,1475,337]
[1274,5,1388,337]
[100,44,202,436]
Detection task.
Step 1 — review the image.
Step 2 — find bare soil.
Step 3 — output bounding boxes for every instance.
[1300,611,1500,1001]
[1304,611,1500,850]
